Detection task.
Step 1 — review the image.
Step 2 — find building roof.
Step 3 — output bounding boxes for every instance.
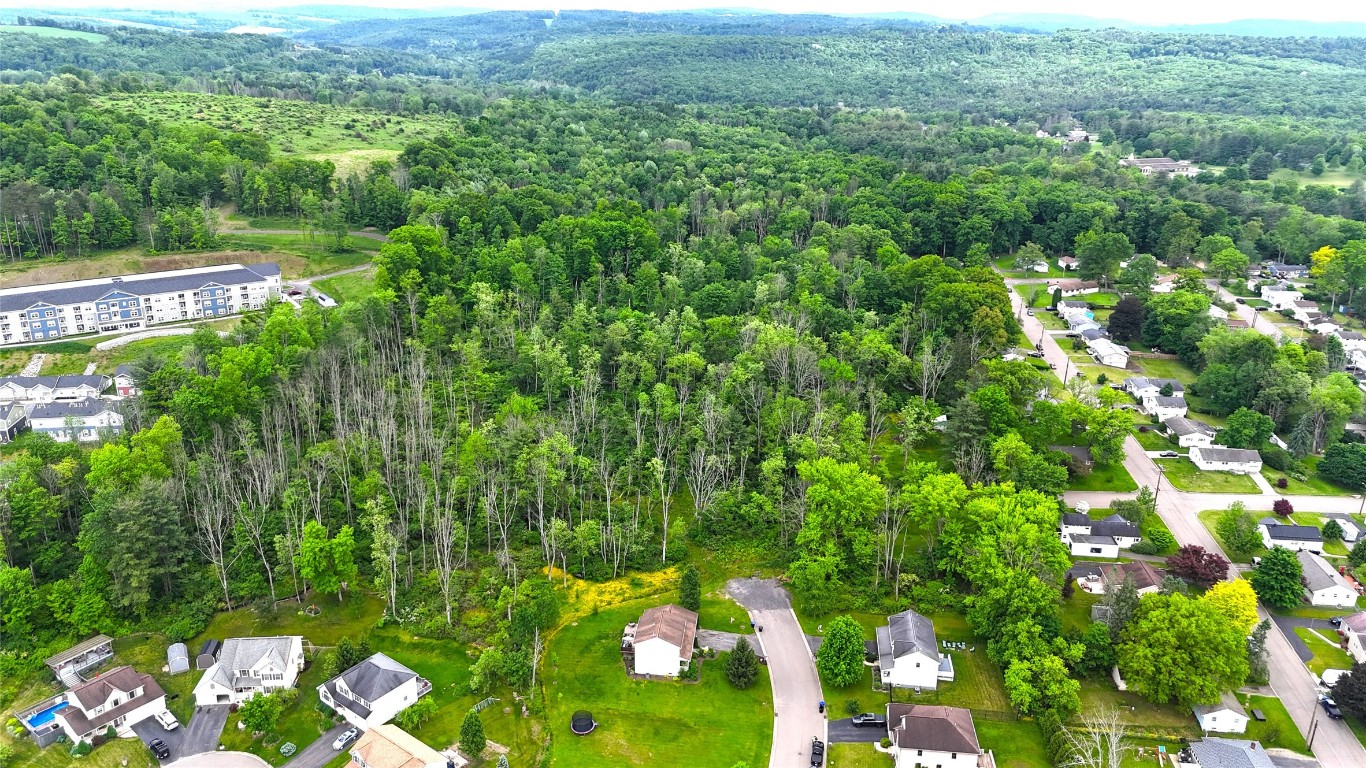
[1070,534,1118,546]
[876,609,940,669]
[1293,300,1318,308]
[206,636,300,690]
[1194,446,1260,464]
[1148,395,1187,408]
[1194,692,1248,719]
[1128,377,1185,393]
[1050,445,1094,464]
[1091,520,1140,538]
[1186,738,1275,768]
[1122,157,1195,170]
[27,398,118,421]
[1088,338,1129,357]
[1102,560,1164,591]
[45,635,114,667]
[348,724,451,768]
[1164,416,1215,437]
[0,263,280,310]
[323,653,419,719]
[887,704,980,754]
[58,668,164,737]
[635,604,698,652]
[1080,328,1106,341]
[1057,300,1088,309]
[1062,512,1092,528]
[1269,262,1309,273]
[1052,279,1100,291]
[67,665,160,713]
[1,403,25,428]
[1342,612,1366,634]
[1058,257,1078,265]
[1297,550,1352,593]
[1258,519,1322,542]
[0,374,109,392]
[198,639,221,658]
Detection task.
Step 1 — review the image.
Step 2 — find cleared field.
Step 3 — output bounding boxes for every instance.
[0,24,107,42]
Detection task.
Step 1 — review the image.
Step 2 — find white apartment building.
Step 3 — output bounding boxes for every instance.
[0,263,282,346]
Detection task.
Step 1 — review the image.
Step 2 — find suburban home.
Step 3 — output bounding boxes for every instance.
[1189,446,1262,475]
[1057,300,1090,314]
[1058,256,1079,271]
[1297,550,1359,607]
[26,398,124,442]
[1304,314,1341,335]
[347,723,467,768]
[1142,394,1188,422]
[1335,331,1366,354]
[625,604,697,677]
[1060,513,1142,557]
[1124,377,1185,400]
[1193,693,1249,734]
[1176,738,1274,768]
[1119,155,1201,178]
[1259,283,1303,311]
[1049,445,1095,473]
[1291,300,1320,324]
[1266,262,1310,279]
[196,639,222,671]
[1208,305,1230,320]
[44,635,115,687]
[53,666,166,744]
[193,636,305,706]
[1343,612,1366,663]
[1087,338,1130,368]
[0,403,29,443]
[1048,279,1101,297]
[1257,519,1323,554]
[876,609,954,690]
[885,704,994,768]
[1079,327,1107,342]
[113,365,139,397]
[0,374,109,403]
[1164,416,1216,448]
[1065,534,1120,558]
[1066,312,1101,332]
[1324,515,1362,543]
[1226,318,1250,330]
[319,652,432,730]
[1099,560,1165,595]
[1150,273,1180,294]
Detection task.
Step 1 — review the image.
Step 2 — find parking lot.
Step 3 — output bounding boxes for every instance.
[132,705,230,764]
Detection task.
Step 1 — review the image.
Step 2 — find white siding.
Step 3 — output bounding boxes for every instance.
[881,651,941,690]
[633,637,686,677]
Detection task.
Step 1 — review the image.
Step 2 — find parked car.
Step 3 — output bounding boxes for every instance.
[1235,297,1246,304]
[1255,306,1268,312]
[1331,616,1344,627]
[1159,451,1180,458]
[314,292,338,308]
[1321,697,1344,719]
[1026,309,1035,316]
[149,739,171,760]
[810,738,826,766]
[155,710,179,731]
[852,713,887,728]
[333,728,360,750]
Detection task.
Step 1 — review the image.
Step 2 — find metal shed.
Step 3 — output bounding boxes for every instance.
[167,642,190,675]
[196,638,221,670]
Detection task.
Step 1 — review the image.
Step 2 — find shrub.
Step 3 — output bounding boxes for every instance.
[880,737,892,749]
[1146,529,1176,551]
[1272,498,1294,517]
[70,740,91,758]
[1276,478,1288,489]
[1130,539,1160,555]
[844,698,862,716]
[1325,520,1345,542]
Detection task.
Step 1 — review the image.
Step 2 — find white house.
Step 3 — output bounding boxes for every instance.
[886,704,993,768]
[1120,156,1201,178]
[1058,256,1079,271]
[1267,262,1311,279]
[1057,300,1090,314]
[0,374,108,403]
[1151,273,1180,294]
[113,365,138,397]
[1259,284,1303,311]
[348,724,465,768]
[1061,512,1142,552]
[1067,535,1120,558]
[0,403,28,443]
[1142,394,1188,422]
[1124,377,1185,401]
[1325,516,1362,543]
[193,636,305,706]
[1066,312,1101,332]
[1048,279,1101,297]
[1298,550,1359,608]
[1208,305,1230,320]
[1087,338,1130,369]
[1178,738,1275,768]
[319,653,431,731]
[1343,612,1366,663]
[1258,518,1323,554]
[1335,331,1366,354]
[876,609,953,690]
[1189,446,1261,474]
[54,666,166,744]
[1193,693,1249,735]
[1164,416,1216,448]
[27,398,123,442]
[1292,300,1320,324]
[1306,316,1341,336]
[627,604,697,677]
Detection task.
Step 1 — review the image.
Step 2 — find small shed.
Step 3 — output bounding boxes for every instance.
[167,642,190,675]
[196,639,221,670]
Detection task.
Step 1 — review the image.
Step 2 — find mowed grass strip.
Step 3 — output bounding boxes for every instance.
[1154,459,1260,494]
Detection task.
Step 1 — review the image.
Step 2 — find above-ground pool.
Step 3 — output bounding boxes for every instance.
[25,701,69,729]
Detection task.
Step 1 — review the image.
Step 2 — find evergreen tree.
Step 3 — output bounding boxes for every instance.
[460,710,486,757]
[1105,575,1140,642]
[1251,547,1304,610]
[1246,619,1271,685]
[726,637,760,689]
[679,566,701,613]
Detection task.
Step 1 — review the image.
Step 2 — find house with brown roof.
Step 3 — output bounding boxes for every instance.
[886,704,995,768]
[347,723,465,768]
[1100,560,1165,595]
[624,604,697,677]
[55,666,166,744]
[1048,279,1100,297]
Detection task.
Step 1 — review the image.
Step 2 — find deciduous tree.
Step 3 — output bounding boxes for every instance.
[816,616,867,688]
[1117,593,1249,707]
[1165,545,1230,588]
[1251,546,1304,610]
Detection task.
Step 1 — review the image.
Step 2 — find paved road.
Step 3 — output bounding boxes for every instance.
[727,578,827,768]
[281,724,349,768]
[287,262,375,290]
[165,753,270,768]
[133,705,230,764]
[827,718,882,743]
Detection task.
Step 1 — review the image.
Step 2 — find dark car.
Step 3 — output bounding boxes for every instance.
[811,738,826,766]
[1160,451,1180,458]
[1322,697,1344,719]
[149,739,171,760]
[852,712,887,728]
[1235,297,1246,304]
[1331,616,1344,627]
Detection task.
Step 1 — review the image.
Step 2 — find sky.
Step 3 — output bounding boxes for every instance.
[17,0,1366,26]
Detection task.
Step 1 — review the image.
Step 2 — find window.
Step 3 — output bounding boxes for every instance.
[44,310,53,317]
[1090,547,1103,554]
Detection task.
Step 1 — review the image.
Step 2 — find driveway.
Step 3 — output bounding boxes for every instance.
[281,724,349,768]
[133,705,230,764]
[697,629,749,653]
[727,578,827,768]
[827,718,883,743]
[166,753,270,768]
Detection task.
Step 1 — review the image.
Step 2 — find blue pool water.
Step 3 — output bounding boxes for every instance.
[25,701,69,728]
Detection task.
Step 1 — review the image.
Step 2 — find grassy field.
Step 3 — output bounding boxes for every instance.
[542,599,772,768]
[1293,627,1354,675]
[1133,427,1174,451]
[0,24,107,41]
[828,743,893,767]
[1154,459,1260,494]
[1078,680,1201,733]
[1197,509,1260,564]
[1133,357,1198,384]
[994,255,1066,278]
[1263,467,1355,496]
[977,719,1050,768]
[1239,694,1311,755]
[1069,462,1139,492]
[313,270,377,304]
[1062,591,1103,633]
[0,322,236,377]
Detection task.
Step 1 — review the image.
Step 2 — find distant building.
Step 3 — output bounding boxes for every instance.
[1163,416,1216,448]
[1087,338,1130,368]
[1190,446,1261,475]
[113,365,139,397]
[1266,262,1310,279]
[1124,377,1185,400]
[1142,394,1188,422]
[1058,256,1079,271]
[0,374,108,403]
[1048,279,1101,297]
[27,398,123,442]
[1151,273,1180,294]
[1259,282,1303,310]
[1193,693,1249,735]
[1120,155,1201,178]
[1298,550,1358,607]
[0,403,28,443]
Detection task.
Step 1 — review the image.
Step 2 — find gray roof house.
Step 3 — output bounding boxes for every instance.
[193,636,304,706]
[1181,737,1274,768]
[318,652,431,730]
[1164,416,1216,438]
[876,609,953,689]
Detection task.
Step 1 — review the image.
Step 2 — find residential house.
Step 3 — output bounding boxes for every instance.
[1099,560,1165,595]
[1176,738,1274,768]
[193,636,305,706]
[1226,318,1250,330]
[1049,445,1095,473]
[44,635,115,687]
[1291,300,1320,324]
[1190,446,1262,474]
[1057,300,1090,314]
[1305,315,1341,335]
[319,652,432,730]
[1087,338,1130,368]
[0,374,109,403]
[347,723,466,768]
[0,403,28,443]
[1343,612,1366,663]
[1335,331,1366,354]
[626,604,697,677]
[1142,394,1188,422]
[1026,261,1049,274]
[1048,279,1101,297]
[1066,311,1101,332]
[1193,693,1249,734]
[1151,273,1180,294]
[1058,256,1079,271]
[885,704,994,768]
[113,365,138,397]
[1061,513,1142,548]
[1124,377,1185,400]
[27,398,123,442]
[1208,305,1230,320]
[1080,327,1107,342]
[1298,550,1359,607]
[1164,416,1216,448]
[1120,155,1202,177]
[1257,519,1323,554]
[1267,262,1310,279]
[1259,283,1303,311]
[1324,515,1361,543]
[876,609,954,690]
[1066,534,1120,558]
[55,666,166,744]
[1001,349,1027,363]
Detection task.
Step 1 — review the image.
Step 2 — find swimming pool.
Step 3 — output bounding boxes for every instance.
[25,701,69,729]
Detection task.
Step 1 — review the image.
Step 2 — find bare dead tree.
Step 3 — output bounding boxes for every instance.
[185,446,242,610]
[1061,707,1130,768]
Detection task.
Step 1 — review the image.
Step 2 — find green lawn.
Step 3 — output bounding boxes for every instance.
[828,743,893,768]
[543,598,772,768]
[0,24,107,42]
[313,271,376,304]
[976,719,1050,768]
[1273,603,1364,620]
[196,592,386,648]
[1285,513,1351,556]
[1197,509,1261,564]
[1263,467,1355,496]
[698,593,752,633]
[1154,459,1260,494]
[0,734,149,768]
[1140,514,1180,556]
[1069,462,1139,492]
[220,664,337,765]
[1062,591,1103,633]
[1293,627,1353,675]
[1134,428,1174,451]
[1078,680,1201,733]
[1134,357,1197,384]
[1239,694,1311,755]
[995,255,1066,278]
[112,634,200,726]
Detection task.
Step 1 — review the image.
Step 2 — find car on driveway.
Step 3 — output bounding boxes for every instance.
[851,712,887,728]
[1331,616,1343,627]
[1026,309,1035,316]
[810,738,825,766]
[1159,451,1180,458]
[333,727,360,750]
[155,710,179,731]
[149,738,171,760]
[1321,697,1344,719]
